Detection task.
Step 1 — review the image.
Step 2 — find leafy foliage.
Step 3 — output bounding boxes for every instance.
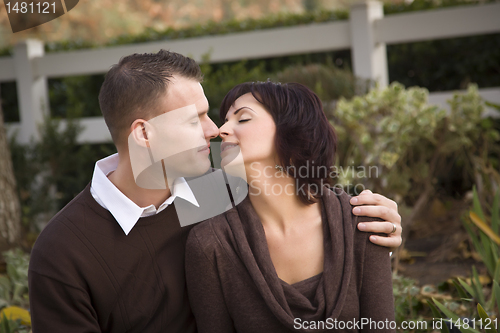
[2,0,498,123]
[388,34,500,92]
[49,75,105,118]
[200,59,271,123]
[200,60,365,124]
[392,273,430,330]
[0,83,18,123]
[0,307,30,330]
[431,189,499,332]
[0,250,29,310]
[36,9,348,53]
[0,0,490,55]
[273,63,368,101]
[0,313,29,333]
[9,117,115,232]
[383,0,498,14]
[332,83,500,206]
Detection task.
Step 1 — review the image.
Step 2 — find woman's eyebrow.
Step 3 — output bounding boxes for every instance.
[233,106,256,115]
[225,106,256,122]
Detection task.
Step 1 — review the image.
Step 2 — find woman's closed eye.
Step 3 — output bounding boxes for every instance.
[239,119,251,123]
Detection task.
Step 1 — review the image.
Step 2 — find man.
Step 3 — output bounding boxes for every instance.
[28,50,402,332]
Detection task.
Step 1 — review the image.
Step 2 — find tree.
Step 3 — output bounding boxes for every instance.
[0,85,21,251]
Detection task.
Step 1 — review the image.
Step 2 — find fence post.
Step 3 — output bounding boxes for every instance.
[13,39,49,143]
[350,1,388,87]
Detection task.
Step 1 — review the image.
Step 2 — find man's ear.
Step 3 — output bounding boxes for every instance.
[130,119,153,148]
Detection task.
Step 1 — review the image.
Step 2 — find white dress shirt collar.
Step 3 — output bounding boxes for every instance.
[90,153,199,235]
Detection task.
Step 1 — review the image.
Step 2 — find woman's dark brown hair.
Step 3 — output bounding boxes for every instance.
[220,81,337,205]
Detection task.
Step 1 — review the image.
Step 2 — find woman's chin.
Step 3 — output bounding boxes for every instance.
[220,149,241,167]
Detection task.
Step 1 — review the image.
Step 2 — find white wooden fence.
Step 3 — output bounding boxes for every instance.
[1,1,500,144]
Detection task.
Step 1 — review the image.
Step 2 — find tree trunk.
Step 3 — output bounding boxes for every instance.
[0,86,21,250]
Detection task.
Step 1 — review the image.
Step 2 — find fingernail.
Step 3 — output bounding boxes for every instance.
[353,207,361,214]
[358,223,366,230]
[351,197,358,204]
[370,236,377,242]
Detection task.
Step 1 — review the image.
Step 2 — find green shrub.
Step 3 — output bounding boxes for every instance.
[49,75,105,118]
[332,83,500,207]
[392,273,431,331]
[2,1,498,122]
[0,249,29,310]
[200,59,271,123]
[430,188,499,332]
[273,63,367,101]
[10,116,115,232]
[0,314,29,333]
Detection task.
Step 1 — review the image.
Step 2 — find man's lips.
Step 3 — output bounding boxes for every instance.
[198,144,210,153]
[221,142,238,152]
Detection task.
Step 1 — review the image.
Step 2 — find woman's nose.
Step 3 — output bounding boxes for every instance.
[219,122,231,138]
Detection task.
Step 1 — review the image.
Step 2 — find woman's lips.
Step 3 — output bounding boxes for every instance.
[221,142,238,152]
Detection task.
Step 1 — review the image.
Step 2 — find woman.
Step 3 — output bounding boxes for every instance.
[185,81,395,332]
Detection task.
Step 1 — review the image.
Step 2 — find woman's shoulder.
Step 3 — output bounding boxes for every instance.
[323,186,354,205]
[323,186,355,224]
[186,210,235,255]
[326,186,352,203]
[324,188,391,262]
[323,187,384,250]
[325,186,384,223]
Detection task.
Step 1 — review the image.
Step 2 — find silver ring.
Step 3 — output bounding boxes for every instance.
[390,223,397,234]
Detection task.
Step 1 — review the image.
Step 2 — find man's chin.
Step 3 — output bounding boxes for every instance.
[167,160,212,179]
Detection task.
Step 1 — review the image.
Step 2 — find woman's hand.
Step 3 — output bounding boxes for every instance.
[350,190,402,249]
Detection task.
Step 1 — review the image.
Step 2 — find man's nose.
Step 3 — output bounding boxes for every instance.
[203,117,219,140]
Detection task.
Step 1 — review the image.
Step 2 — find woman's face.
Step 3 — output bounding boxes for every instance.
[219,93,277,170]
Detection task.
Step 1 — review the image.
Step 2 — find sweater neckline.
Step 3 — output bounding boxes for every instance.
[224,188,355,332]
[81,183,179,228]
[279,271,324,288]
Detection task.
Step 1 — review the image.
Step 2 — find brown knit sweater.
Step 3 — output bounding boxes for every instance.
[28,183,196,333]
[185,188,396,333]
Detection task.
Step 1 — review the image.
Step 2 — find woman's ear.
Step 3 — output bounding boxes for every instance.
[130,119,152,148]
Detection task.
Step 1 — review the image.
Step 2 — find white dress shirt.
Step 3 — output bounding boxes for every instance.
[90,153,199,235]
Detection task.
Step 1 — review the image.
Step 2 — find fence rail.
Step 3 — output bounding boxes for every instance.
[375,2,500,44]
[1,1,500,143]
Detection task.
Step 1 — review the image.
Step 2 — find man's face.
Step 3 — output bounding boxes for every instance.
[162,75,218,145]
[130,76,219,184]
[128,75,249,223]
[157,76,219,178]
